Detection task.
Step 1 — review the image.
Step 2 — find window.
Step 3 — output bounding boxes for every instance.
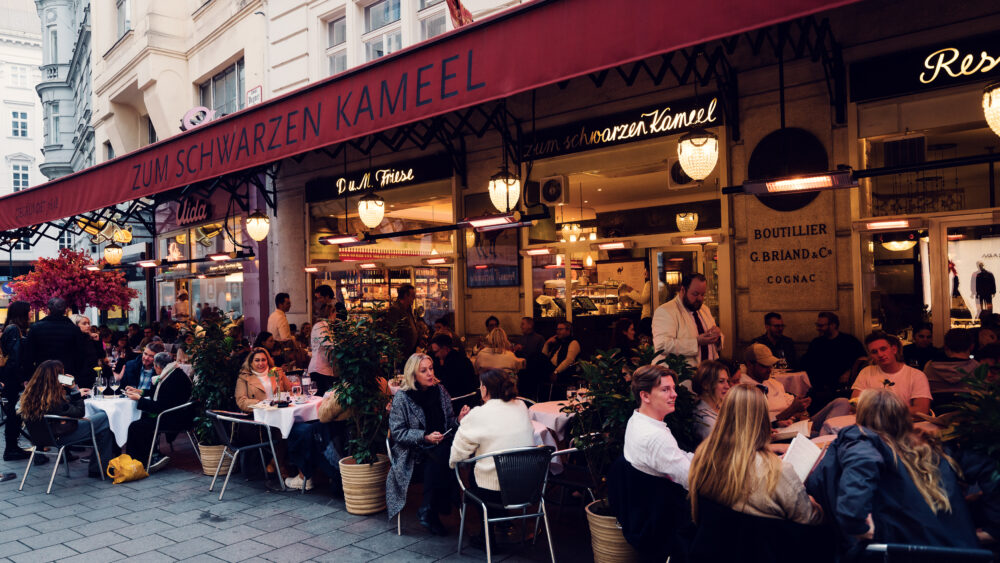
[146,115,157,145]
[11,163,28,192]
[47,102,59,143]
[13,238,29,251]
[105,141,115,160]
[364,30,402,62]
[49,30,58,62]
[11,111,28,137]
[420,12,446,41]
[8,65,29,88]
[116,0,131,38]
[326,16,347,76]
[58,224,73,250]
[364,0,400,32]
[419,0,444,8]
[199,59,245,117]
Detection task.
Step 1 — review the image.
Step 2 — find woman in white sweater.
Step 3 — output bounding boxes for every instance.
[448,368,535,494]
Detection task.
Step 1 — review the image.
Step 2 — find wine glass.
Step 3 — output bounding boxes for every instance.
[95,375,107,400]
[291,385,302,403]
[307,381,318,398]
[109,377,120,398]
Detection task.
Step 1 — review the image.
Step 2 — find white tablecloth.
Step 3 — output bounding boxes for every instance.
[528,401,574,442]
[821,414,856,436]
[531,420,563,474]
[773,371,811,397]
[85,398,140,447]
[252,396,322,438]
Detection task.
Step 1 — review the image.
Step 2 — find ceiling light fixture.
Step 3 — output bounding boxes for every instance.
[358,193,386,229]
[985,81,1000,137]
[676,129,719,181]
[104,242,123,265]
[245,210,271,241]
[675,213,699,232]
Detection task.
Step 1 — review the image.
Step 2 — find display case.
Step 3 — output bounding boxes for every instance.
[313,266,454,326]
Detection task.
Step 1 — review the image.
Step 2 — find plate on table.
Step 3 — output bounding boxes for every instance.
[251,402,277,410]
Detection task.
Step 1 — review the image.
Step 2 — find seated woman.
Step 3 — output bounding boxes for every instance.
[806,389,978,555]
[125,352,192,473]
[613,318,639,361]
[690,384,823,525]
[253,331,283,367]
[473,328,524,374]
[387,353,470,536]
[235,347,292,413]
[691,360,732,443]
[18,360,114,477]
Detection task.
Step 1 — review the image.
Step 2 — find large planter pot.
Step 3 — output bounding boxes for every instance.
[199,444,233,477]
[586,499,637,563]
[339,454,390,515]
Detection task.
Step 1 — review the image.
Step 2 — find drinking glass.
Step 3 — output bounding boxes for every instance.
[109,378,120,398]
[95,376,107,400]
[566,386,578,401]
[307,381,318,398]
[291,385,302,403]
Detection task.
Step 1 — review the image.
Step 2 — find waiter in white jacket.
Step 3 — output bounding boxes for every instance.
[652,273,722,367]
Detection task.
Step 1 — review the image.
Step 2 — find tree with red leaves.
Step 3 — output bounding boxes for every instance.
[10,249,138,313]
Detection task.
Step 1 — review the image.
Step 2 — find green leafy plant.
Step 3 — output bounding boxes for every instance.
[189,319,240,445]
[325,311,400,465]
[655,353,699,453]
[946,363,1000,478]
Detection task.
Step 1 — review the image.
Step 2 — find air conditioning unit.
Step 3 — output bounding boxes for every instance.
[538,175,570,206]
[666,159,698,190]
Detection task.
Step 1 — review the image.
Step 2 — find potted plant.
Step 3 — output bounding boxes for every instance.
[944,363,1000,473]
[325,311,400,514]
[189,319,240,475]
[564,346,698,563]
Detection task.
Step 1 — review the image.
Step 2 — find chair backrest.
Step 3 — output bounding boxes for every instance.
[493,446,555,508]
[866,544,995,562]
[23,415,66,448]
[517,396,536,407]
[205,409,246,449]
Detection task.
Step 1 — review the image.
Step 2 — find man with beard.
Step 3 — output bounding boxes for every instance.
[652,273,722,367]
[801,311,865,412]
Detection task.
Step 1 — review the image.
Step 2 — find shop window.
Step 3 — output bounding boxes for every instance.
[860,229,930,339]
[946,225,1000,329]
[312,266,453,328]
[863,127,1000,216]
[199,59,245,117]
[326,16,347,76]
[11,111,28,137]
[11,162,29,191]
[308,180,454,263]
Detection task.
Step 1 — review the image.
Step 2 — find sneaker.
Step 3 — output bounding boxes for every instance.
[147,455,171,474]
[284,475,314,490]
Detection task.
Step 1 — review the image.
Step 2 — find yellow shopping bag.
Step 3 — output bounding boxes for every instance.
[106,454,149,484]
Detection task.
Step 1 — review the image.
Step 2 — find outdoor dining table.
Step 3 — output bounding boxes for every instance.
[821,413,942,437]
[251,396,323,438]
[528,400,575,442]
[773,370,812,397]
[84,397,140,447]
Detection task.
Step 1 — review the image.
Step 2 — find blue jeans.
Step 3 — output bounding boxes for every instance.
[287,420,343,480]
[59,411,113,475]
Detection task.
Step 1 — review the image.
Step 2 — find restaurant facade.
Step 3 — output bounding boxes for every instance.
[0,0,997,355]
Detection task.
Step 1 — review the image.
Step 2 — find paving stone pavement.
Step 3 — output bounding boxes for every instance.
[0,437,594,562]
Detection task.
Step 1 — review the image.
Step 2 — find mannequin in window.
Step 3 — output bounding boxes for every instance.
[973,262,996,314]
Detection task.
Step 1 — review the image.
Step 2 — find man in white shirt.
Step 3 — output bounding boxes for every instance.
[267,292,293,343]
[741,343,810,425]
[623,365,693,488]
[652,273,722,367]
[852,331,932,416]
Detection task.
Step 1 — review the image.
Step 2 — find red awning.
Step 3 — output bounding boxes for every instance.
[0,0,858,232]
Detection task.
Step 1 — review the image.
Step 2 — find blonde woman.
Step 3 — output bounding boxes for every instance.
[689,384,823,525]
[473,328,524,374]
[234,347,292,413]
[691,360,731,443]
[806,389,978,551]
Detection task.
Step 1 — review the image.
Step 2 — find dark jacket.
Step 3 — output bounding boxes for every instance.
[0,324,25,396]
[802,332,866,392]
[435,349,477,398]
[387,301,419,359]
[902,343,943,371]
[23,389,86,441]
[22,315,91,382]
[120,357,154,391]
[752,333,798,370]
[805,425,977,559]
[608,455,693,563]
[137,365,193,427]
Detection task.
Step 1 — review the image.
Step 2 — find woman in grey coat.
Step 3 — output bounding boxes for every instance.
[386,353,470,535]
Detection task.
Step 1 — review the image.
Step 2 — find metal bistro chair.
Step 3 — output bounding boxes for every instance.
[454,445,557,563]
[19,414,106,494]
[205,410,287,500]
[864,544,995,562]
[146,401,201,468]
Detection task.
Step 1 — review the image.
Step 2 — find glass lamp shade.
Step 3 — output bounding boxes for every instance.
[881,240,917,252]
[488,172,521,213]
[985,82,1000,138]
[111,226,133,244]
[675,212,699,232]
[677,129,719,181]
[245,210,271,241]
[104,243,123,265]
[357,194,385,229]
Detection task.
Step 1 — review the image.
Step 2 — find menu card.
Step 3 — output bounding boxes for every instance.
[783,433,823,482]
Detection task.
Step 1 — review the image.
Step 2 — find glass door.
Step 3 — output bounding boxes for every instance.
[651,243,720,322]
[858,228,930,341]
[943,221,1000,329]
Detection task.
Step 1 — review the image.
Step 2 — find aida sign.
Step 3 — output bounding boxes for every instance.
[850,31,1000,102]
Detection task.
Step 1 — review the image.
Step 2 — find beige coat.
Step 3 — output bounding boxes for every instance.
[235,367,293,413]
